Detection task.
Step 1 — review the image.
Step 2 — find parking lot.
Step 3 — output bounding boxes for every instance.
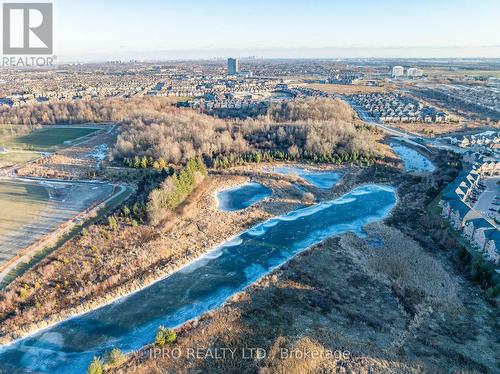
[473,177,500,222]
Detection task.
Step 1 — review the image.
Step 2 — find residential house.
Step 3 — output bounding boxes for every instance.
[464,217,492,243]
[449,200,479,229]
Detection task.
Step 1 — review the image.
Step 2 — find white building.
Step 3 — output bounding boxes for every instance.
[392,66,404,78]
[407,68,423,79]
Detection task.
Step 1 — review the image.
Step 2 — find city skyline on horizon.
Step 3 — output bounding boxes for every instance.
[37,0,500,62]
[58,46,500,64]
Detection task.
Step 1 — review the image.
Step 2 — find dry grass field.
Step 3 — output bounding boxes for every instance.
[424,68,500,78]
[16,125,116,179]
[0,151,40,168]
[304,83,389,94]
[390,121,497,137]
[0,179,114,269]
[0,181,49,238]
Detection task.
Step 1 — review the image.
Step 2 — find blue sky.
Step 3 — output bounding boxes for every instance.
[49,0,500,60]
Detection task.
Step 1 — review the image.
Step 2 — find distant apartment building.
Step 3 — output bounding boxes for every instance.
[407,67,423,79]
[227,58,239,76]
[392,66,404,78]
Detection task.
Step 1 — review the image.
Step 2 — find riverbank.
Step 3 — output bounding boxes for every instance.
[113,154,500,373]
[0,149,448,353]
[0,162,351,345]
[117,221,499,373]
[0,186,401,373]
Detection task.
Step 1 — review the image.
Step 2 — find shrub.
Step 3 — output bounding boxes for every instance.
[87,356,103,374]
[155,326,176,346]
[121,206,131,217]
[486,284,500,298]
[107,216,118,231]
[302,192,315,203]
[18,285,30,299]
[147,157,207,224]
[105,348,126,368]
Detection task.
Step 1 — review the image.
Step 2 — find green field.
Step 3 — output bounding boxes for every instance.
[0,181,50,237]
[0,127,99,150]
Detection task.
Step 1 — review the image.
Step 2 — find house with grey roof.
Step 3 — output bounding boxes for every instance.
[449,200,480,229]
[464,217,493,242]
[471,221,496,252]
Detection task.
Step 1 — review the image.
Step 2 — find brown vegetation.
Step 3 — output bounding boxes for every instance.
[0,97,176,127]
[366,223,460,308]
[115,225,498,373]
[113,98,380,164]
[303,83,388,95]
[0,96,380,167]
[0,168,308,344]
[110,150,498,373]
[390,121,492,137]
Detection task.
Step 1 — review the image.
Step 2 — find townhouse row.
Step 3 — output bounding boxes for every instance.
[439,166,500,265]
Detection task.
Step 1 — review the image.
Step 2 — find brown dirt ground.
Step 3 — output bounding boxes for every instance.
[389,121,498,138]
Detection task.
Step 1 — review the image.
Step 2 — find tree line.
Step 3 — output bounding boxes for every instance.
[147,157,208,225]
[123,156,169,170]
[212,149,375,169]
[113,97,380,165]
[0,97,176,127]
[0,96,381,166]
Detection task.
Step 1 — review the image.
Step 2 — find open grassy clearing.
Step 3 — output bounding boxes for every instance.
[0,125,26,137]
[0,179,115,271]
[424,68,500,78]
[0,127,99,151]
[0,181,49,237]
